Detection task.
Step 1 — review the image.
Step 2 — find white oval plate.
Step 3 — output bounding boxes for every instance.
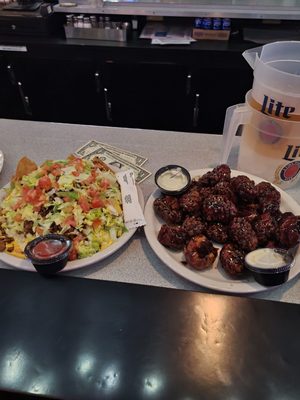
[144,169,300,294]
[0,185,144,272]
[0,150,3,173]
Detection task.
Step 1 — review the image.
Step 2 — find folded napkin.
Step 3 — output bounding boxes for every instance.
[116,169,146,230]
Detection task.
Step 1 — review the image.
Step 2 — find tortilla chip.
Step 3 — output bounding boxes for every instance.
[5,241,26,259]
[13,157,38,181]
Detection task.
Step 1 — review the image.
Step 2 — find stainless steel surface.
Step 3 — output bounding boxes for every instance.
[1,118,300,304]
[55,0,300,19]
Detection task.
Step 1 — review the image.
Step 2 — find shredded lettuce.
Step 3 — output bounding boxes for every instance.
[0,157,125,260]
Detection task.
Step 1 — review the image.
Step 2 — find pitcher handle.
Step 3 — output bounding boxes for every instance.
[221,103,251,164]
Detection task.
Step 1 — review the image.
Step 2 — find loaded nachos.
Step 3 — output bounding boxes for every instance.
[0,156,126,260]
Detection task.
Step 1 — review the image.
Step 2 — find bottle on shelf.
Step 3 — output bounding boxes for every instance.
[83,16,92,28]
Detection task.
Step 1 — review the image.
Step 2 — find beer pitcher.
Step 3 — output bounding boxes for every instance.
[221,91,300,189]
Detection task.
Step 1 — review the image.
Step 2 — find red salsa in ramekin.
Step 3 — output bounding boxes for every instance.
[31,239,69,259]
[25,234,72,274]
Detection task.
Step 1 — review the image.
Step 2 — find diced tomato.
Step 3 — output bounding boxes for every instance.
[68,156,83,168]
[68,244,78,261]
[91,197,105,209]
[82,174,96,185]
[87,188,98,197]
[14,213,22,222]
[78,196,90,212]
[92,219,102,230]
[64,216,76,227]
[74,159,84,173]
[51,168,62,177]
[50,162,64,170]
[101,179,110,190]
[22,185,30,196]
[73,234,84,245]
[22,187,46,207]
[38,175,52,191]
[72,171,80,177]
[12,199,24,211]
[36,226,44,236]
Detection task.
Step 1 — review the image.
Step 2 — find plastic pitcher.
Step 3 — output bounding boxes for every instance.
[243,41,300,116]
[221,90,300,189]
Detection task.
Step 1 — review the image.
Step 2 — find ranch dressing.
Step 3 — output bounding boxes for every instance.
[246,248,287,269]
[157,168,188,191]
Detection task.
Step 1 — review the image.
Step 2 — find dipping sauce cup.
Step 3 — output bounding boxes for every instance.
[245,247,294,286]
[155,165,191,196]
[25,234,72,274]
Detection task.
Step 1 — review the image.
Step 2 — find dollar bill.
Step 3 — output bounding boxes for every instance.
[75,140,147,166]
[83,146,151,184]
[75,140,100,157]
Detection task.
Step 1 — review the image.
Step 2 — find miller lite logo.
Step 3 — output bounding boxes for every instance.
[257,97,300,184]
[261,95,295,119]
[276,145,300,183]
[283,145,300,161]
[278,161,300,182]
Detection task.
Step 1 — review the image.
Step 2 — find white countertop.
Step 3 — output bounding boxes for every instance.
[1,118,300,304]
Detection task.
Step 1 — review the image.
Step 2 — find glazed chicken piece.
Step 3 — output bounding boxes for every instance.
[154,195,183,225]
[274,211,295,225]
[237,203,260,223]
[179,187,202,215]
[213,180,237,204]
[229,217,258,252]
[197,186,213,198]
[206,222,229,244]
[230,175,257,203]
[255,181,278,198]
[255,181,281,214]
[252,212,277,246]
[196,164,231,187]
[158,224,187,250]
[182,215,206,238]
[202,194,237,224]
[277,215,300,249]
[184,234,218,270]
[220,243,245,276]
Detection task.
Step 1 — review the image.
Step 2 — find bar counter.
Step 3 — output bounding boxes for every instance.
[1,118,300,304]
[1,118,300,400]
